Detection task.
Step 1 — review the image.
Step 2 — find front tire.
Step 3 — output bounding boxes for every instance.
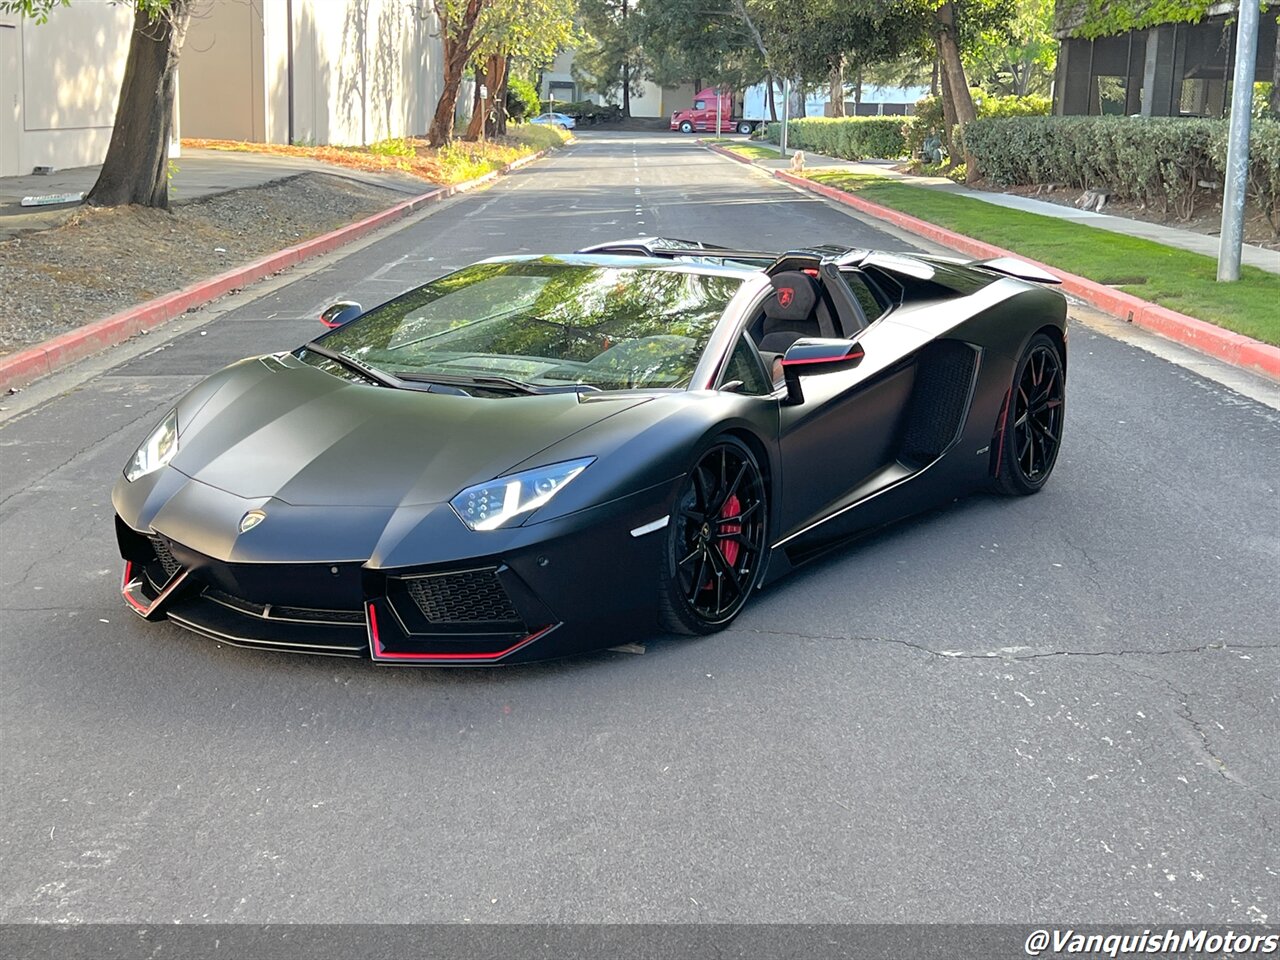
[658,437,768,635]
[994,333,1065,496]
[679,120,694,134]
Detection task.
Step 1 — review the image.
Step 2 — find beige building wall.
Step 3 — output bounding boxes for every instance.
[0,1,134,177]
[181,0,443,147]
[538,49,696,118]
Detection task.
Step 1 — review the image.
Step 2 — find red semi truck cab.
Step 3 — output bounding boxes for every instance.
[670,88,758,135]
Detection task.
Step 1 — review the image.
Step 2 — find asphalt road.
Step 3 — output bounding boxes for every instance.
[1,132,1277,925]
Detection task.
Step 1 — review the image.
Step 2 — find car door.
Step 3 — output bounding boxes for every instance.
[773,271,918,548]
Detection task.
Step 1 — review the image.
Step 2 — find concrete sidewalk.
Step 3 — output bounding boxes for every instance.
[0,147,429,240]
[740,144,1280,275]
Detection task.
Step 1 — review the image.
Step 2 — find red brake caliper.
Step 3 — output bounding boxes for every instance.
[719,495,742,567]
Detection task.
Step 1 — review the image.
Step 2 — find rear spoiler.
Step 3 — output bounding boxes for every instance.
[970,257,1061,284]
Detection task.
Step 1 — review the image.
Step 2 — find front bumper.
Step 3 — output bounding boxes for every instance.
[114,478,676,665]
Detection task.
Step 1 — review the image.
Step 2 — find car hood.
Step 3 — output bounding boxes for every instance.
[170,358,649,508]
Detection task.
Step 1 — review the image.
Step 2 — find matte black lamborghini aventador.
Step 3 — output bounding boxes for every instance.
[113,239,1067,664]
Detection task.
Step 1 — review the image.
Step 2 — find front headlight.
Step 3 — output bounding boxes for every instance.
[124,409,179,482]
[450,458,594,531]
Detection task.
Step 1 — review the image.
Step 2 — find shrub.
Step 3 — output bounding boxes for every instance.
[906,91,1050,159]
[960,115,1278,225]
[508,124,572,150]
[547,99,623,125]
[368,137,415,159]
[1211,117,1280,235]
[506,77,540,122]
[756,117,911,160]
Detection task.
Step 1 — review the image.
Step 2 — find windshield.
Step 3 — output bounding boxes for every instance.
[306,261,741,392]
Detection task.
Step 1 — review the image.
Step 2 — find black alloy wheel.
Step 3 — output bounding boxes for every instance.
[659,438,768,634]
[994,333,1065,495]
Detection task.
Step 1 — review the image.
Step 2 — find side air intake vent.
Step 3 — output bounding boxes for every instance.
[899,341,978,466]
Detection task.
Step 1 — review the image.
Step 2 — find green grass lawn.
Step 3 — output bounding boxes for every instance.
[805,171,1280,346]
[705,139,784,162]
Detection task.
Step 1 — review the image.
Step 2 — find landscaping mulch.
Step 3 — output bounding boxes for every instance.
[0,173,406,356]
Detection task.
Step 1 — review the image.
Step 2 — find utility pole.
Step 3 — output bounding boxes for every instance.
[780,78,790,158]
[1217,0,1261,282]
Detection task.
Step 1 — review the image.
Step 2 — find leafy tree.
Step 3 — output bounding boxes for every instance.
[574,0,645,116]
[962,0,1057,96]
[463,0,576,139]
[507,76,541,121]
[2,0,194,208]
[753,0,932,116]
[420,0,493,147]
[636,0,764,94]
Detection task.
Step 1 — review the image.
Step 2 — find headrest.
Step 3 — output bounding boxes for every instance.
[764,271,819,321]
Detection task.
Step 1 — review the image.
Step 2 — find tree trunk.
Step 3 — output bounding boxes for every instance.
[85,1,192,209]
[765,72,777,122]
[429,57,467,147]
[1271,27,1280,118]
[427,0,486,148]
[465,61,487,140]
[934,4,976,125]
[494,55,512,135]
[828,59,845,117]
[938,64,957,153]
[794,85,806,118]
[485,54,507,137]
[934,1,978,181]
[620,0,631,118]
[854,66,863,114]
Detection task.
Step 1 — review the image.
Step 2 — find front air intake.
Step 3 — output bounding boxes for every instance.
[403,568,521,625]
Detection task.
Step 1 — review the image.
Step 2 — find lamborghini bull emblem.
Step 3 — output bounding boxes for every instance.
[777,287,795,308]
[239,510,267,533]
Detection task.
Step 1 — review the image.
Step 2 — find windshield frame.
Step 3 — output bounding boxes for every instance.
[306,257,767,394]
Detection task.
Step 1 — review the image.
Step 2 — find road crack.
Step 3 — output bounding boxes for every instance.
[743,628,1278,662]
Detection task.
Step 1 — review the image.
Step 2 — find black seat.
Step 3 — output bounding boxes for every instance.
[757,271,837,355]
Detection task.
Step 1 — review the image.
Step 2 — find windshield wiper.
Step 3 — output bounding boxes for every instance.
[397,372,557,395]
[301,342,406,390]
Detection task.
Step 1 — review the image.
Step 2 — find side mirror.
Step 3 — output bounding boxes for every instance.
[320,301,362,329]
[781,337,865,405]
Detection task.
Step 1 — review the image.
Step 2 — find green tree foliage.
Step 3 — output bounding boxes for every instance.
[752,0,933,88]
[1064,0,1216,40]
[574,0,645,116]
[635,0,765,92]
[507,76,541,121]
[962,0,1057,95]
[463,0,576,138]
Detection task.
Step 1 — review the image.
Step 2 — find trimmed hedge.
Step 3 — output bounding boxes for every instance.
[906,92,1050,158]
[547,99,623,125]
[961,115,1280,229]
[756,117,911,160]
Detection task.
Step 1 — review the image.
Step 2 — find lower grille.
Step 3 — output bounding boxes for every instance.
[203,588,365,625]
[404,568,520,624]
[149,536,181,578]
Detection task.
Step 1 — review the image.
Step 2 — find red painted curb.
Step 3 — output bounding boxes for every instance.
[772,169,1280,381]
[700,140,757,166]
[0,149,549,392]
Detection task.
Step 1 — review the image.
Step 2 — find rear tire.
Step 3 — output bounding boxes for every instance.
[993,333,1065,496]
[737,121,754,135]
[658,437,768,635]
